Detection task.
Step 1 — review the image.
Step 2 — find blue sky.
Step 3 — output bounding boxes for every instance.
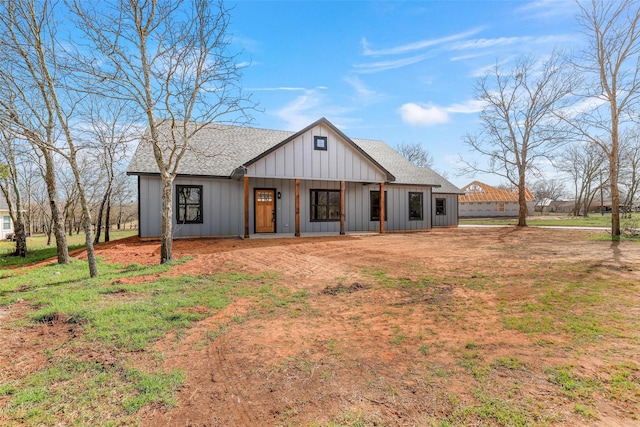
[228,0,582,187]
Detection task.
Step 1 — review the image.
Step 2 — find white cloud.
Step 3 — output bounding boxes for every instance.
[515,0,578,20]
[273,89,355,131]
[399,99,485,126]
[274,92,321,130]
[344,75,384,104]
[399,103,450,126]
[447,99,486,114]
[353,53,432,74]
[450,36,531,51]
[362,28,484,56]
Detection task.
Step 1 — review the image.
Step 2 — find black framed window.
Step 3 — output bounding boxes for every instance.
[409,192,423,220]
[314,136,328,151]
[176,185,203,224]
[435,198,446,215]
[370,190,388,221]
[311,190,340,221]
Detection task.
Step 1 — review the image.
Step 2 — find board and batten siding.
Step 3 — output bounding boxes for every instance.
[138,175,450,238]
[245,124,387,183]
[345,184,432,231]
[432,194,458,227]
[138,175,244,238]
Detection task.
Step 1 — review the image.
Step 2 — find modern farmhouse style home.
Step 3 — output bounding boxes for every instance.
[127,118,462,238]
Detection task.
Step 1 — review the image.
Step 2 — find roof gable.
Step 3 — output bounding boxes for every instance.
[243,118,393,182]
[244,118,394,181]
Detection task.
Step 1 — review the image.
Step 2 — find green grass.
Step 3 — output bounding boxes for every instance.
[0,229,138,268]
[460,212,640,228]
[0,254,273,425]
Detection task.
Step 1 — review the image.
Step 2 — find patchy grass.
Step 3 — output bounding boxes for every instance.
[1,229,639,426]
[0,230,137,268]
[0,256,272,425]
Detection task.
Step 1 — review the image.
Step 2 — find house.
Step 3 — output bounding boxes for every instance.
[0,197,14,240]
[127,117,462,239]
[459,181,535,218]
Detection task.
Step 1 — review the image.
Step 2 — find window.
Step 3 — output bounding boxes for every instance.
[311,190,340,221]
[408,192,423,220]
[370,191,388,221]
[435,198,446,215]
[498,201,505,212]
[2,215,11,230]
[176,185,203,224]
[314,136,327,151]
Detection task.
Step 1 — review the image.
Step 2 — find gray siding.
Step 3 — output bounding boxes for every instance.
[432,194,459,227]
[138,175,244,238]
[139,175,450,238]
[246,124,386,183]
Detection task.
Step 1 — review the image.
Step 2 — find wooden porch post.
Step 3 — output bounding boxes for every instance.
[295,179,300,237]
[340,181,345,235]
[379,182,385,234]
[244,176,250,238]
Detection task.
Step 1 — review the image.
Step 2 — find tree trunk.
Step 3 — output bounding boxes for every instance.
[94,190,107,244]
[105,197,111,242]
[610,119,621,236]
[43,150,69,264]
[46,217,53,246]
[517,172,528,227]
[160,174,174,263]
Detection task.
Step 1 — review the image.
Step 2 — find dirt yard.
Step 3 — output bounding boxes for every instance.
[3,227,640,426]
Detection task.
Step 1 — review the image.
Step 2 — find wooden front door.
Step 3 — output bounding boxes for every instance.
[255,189,276,233]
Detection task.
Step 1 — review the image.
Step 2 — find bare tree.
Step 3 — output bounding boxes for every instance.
[71,0,254,263]
[558,142,607,217]
[78,99,135,243]
[395,142,434,168]
[0,0,99,276]
[561,0,640,236]
[531,179,566,215]
[0,5,70,265]
[0,131,28,256]
[460,53,575,226]
[619,127,640,215]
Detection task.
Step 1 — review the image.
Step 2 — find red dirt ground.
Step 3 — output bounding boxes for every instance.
[2,227,640,426]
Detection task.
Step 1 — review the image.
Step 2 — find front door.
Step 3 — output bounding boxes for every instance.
[255,189,276,233]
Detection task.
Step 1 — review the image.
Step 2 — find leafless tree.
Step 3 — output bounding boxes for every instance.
[395,142,434,168]
[77,99,136,243]
[0,0,100,276]
[619,127,640,216]
[460,53,575,226]
[0,3,70,265]
[558,142,607,217]
[0,131,28,256]
[560,0,640,236]
[71,0,255,263]
[531,179,566,215]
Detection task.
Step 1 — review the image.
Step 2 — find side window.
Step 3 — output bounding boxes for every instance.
[176,185,203,224]
[435,198,446,215]
[370,191,388,221]
[408,192,423,220]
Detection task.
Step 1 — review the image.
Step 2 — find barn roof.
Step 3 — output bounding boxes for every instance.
[459,181,534,202]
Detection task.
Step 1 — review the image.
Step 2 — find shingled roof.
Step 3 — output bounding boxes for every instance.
[126,118,462,194]
[459,181,534,202]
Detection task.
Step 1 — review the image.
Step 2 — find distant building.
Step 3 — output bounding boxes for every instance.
[0,198,14,240]
[459,181,535,218]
